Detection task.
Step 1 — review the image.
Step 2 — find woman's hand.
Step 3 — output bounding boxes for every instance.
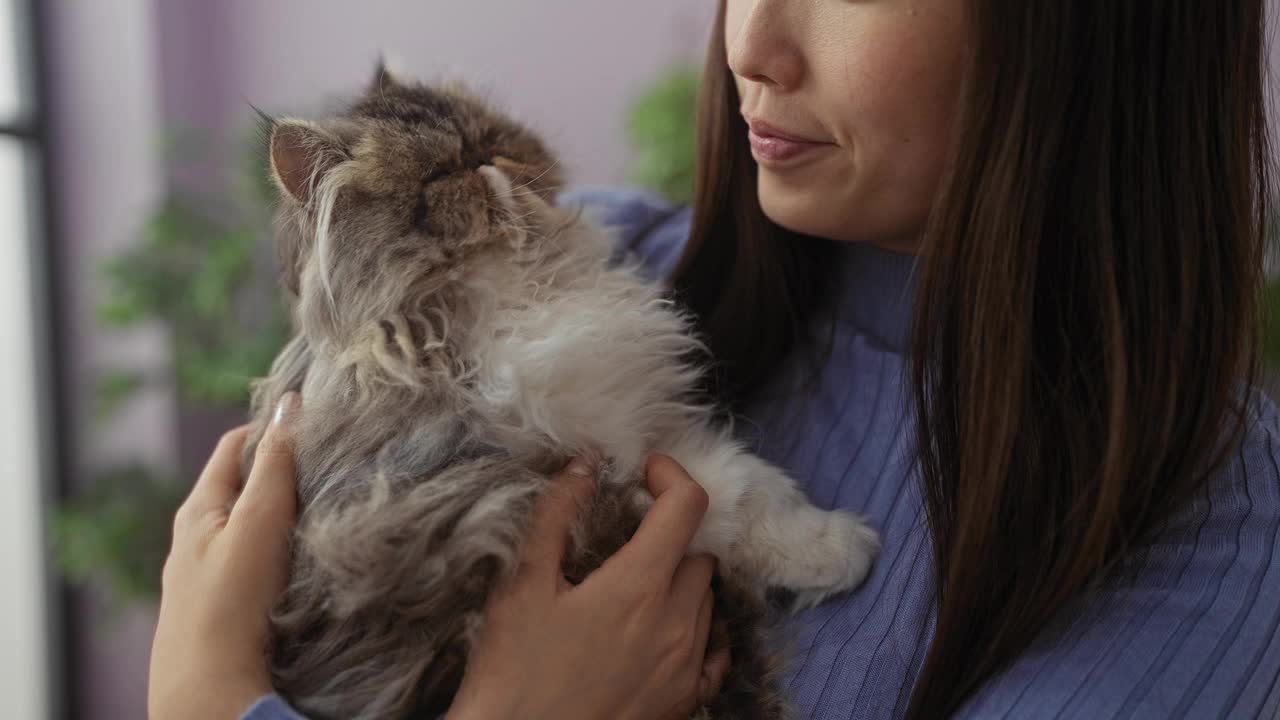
[448,455,732,720]
[149,393,300,720]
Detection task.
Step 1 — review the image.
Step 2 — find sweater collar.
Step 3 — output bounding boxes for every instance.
[824,240,922,355]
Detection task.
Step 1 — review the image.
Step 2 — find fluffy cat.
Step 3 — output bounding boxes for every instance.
[242,64,879,720]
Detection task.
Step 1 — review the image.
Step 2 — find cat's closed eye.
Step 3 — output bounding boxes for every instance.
[422,167,451,185]
[411,193,428,228]
[411,168,458,228]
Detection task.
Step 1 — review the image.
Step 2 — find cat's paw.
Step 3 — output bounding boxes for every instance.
[772,510,880,611]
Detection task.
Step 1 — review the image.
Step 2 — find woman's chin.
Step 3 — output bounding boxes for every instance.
[756,179,848,241]
[757,178,818,234]
[756,176,923,252]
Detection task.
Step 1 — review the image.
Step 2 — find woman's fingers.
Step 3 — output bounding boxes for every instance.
[672,556,728,703]
[228,393,300,537]
[514,457,597,592]
[671,554,724,704]
[692,583,714,655]
[609,455,710,583]
[670,553,716,609]
[699,645,732,702]
[178,425,250,524]
[687,585,716,704]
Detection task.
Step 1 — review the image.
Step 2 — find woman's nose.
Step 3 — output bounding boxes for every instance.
[726,0,804,91]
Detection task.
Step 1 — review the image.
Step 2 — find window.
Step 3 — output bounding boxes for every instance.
[0,0,25,126]
[0,0,59,718]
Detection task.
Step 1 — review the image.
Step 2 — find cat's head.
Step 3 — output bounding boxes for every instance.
[264,63,563,341]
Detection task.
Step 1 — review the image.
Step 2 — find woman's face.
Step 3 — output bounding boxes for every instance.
[725,0,966,253]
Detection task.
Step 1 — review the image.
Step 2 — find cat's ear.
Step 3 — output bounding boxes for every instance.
[268,119,346,206]
[368,58,408,95]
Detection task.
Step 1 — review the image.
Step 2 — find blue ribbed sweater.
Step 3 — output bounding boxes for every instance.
[245,188,1280,720]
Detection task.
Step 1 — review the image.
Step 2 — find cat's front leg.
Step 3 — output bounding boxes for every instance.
[651,426,880,609]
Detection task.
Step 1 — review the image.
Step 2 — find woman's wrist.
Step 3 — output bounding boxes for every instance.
[444,702,503,720]
[226,681,276,719]
[151,676,270,720]
[445,686,519,720]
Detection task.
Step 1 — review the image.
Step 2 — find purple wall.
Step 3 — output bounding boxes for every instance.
[159,0,716,185]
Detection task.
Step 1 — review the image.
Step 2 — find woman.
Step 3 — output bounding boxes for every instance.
[149,0,1280,718]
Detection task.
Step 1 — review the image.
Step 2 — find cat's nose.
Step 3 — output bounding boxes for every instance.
[491,155,530,177]
[477,165,516,210]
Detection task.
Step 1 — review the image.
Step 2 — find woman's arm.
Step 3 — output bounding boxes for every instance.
[240,695,309,720]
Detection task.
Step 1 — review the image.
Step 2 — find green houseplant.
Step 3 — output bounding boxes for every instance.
[52,128,291,606]
[627,65,700,204]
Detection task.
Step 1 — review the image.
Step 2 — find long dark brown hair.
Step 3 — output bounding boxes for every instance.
[673,1,1272,717]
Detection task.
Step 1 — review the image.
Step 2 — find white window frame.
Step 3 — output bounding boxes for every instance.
[0,0,64,718]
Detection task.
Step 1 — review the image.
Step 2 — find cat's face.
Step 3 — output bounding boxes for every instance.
[266,65,562,330]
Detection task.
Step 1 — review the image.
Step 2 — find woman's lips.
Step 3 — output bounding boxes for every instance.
[745,118,834,166]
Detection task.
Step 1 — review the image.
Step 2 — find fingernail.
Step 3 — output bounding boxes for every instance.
[566,456,594,478]
[273,392,300,427]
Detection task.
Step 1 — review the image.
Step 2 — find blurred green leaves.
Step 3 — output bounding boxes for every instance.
[51,465,186,608]
[627,65,699,205]
[91,370,146,422]
[58,126,289,605]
